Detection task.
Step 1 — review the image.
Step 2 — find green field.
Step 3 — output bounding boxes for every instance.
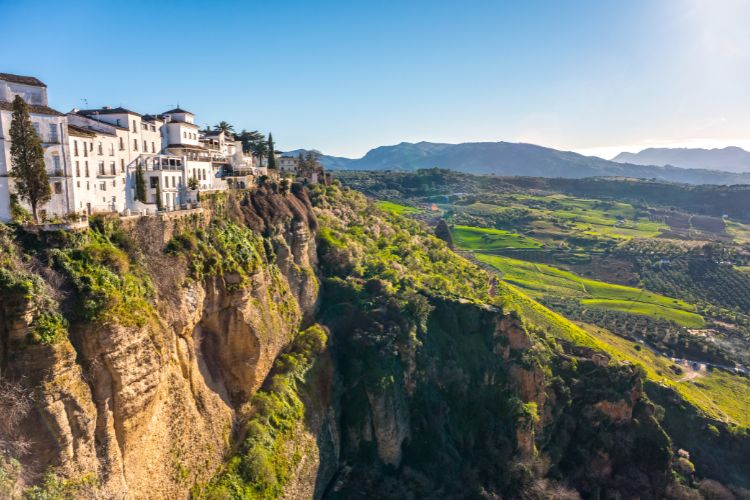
[375,200,420,215]
[456,193,667,241]
[477,253,704,327]
[451,225,543,250]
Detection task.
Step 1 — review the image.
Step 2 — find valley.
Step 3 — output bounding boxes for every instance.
[340,169,750,439]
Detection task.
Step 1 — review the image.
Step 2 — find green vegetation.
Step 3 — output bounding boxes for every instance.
[167,220,264,289]
[374,200,420,215]
[476,254,703,327]
[195,324,327,499]
[451,225,543,250]
[53,220,154,327]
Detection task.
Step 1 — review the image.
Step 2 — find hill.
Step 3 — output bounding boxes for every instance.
[288,141,750,185]
[613,146,750,173]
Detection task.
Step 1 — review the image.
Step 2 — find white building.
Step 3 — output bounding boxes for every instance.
[0,73,73,222]
[278,155,299,176]
[0,72,292,222]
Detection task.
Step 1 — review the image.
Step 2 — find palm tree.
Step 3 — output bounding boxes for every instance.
[214,121,235,135]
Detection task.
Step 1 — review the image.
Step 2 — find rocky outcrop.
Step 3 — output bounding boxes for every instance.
[0,188,321,498]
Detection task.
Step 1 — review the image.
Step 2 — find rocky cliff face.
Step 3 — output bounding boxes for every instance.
[0,185,678,499]
[0,187,320,498]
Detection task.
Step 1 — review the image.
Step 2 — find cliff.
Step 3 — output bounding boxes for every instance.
[0,184,699,499]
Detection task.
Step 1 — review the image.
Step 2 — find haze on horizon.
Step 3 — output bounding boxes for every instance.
[3,0,750,159]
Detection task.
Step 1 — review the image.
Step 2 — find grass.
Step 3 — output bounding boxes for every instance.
[477,253,704,328]
[577,323,750,427]
[375,200,420,215]
[451,225,543,251]
[496,280,749,427]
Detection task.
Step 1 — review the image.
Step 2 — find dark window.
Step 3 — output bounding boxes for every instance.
[54,182,62,194]
[150,177,159,188]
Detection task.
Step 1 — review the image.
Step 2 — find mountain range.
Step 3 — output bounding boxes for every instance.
[286,141,750,185]
[612,146,750,173]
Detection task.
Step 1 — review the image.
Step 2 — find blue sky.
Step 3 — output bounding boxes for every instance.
[3,0,750,158]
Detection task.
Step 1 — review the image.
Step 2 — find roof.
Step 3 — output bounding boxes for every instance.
[77,106,142,117]
[166,143,207,151]
[141,114,164,123]
[67,124,117,138]
[67,124,96,138]
[0,73,46,87]
[166,119,198,128]
[162,107,194,115]
[0,100,63,116]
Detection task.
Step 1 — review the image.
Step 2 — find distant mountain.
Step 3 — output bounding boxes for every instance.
[613,147,750,173]
[286,141,750,185]
[283,149,355,170]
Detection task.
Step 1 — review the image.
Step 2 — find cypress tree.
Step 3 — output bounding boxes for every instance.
[135,165,147,202]
[155,183,163,211]
[267,133,277,169]
[9,95,51,223]
[435,219,454,249]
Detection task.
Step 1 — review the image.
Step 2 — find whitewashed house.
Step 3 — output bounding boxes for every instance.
[0,73,73,222]
[0,72,291,221]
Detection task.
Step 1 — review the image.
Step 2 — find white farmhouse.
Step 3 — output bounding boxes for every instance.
[0,73,73,222]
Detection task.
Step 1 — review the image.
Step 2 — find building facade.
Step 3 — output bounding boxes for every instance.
[0,73,73,221]
[0,72,311,223]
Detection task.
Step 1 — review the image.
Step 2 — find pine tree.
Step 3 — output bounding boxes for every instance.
[267,133,277,169]
[9,95,50,223]
[135,165,147,202]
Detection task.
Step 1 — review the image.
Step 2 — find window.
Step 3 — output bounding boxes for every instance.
[151,142,155,153]
[32,122,40,137]
[52,154,61,173]
[54,182,62,194]
[119,137,125,151]
[86,181,90,191]
[143,140,147,151]
[98,161,105,175]
[49,124,58,143]
[77,181,80,188]
[132,120,137,132]
[116,119,121,127]
[183,131,187,139]
[120,159,125,172]
[110,161,116,175]
[84,142,88,157]
[100,182,106,192]
[74,140,79,156]
[85,161,89,177]
[172,176,176,188]
[151,125,155,132]
[109,143,114,156]
[97,142,103,155]
[112,180,116,187]
[142,123,148,130]
[150,177,159,188]
[133,139,138,151]
[75,161,80,177]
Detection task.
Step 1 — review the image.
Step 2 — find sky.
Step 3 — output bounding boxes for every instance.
[3,0,750,159]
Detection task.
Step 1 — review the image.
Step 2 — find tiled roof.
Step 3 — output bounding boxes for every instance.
[166,143,207,151]
[67,124,96,138]
[166,119,199,127]
[162,107,193,115]
[0,100,63,116]
[77,106,142,117]
[67,124,117,138]
[0,73,46,87]
[142,114,165,122]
